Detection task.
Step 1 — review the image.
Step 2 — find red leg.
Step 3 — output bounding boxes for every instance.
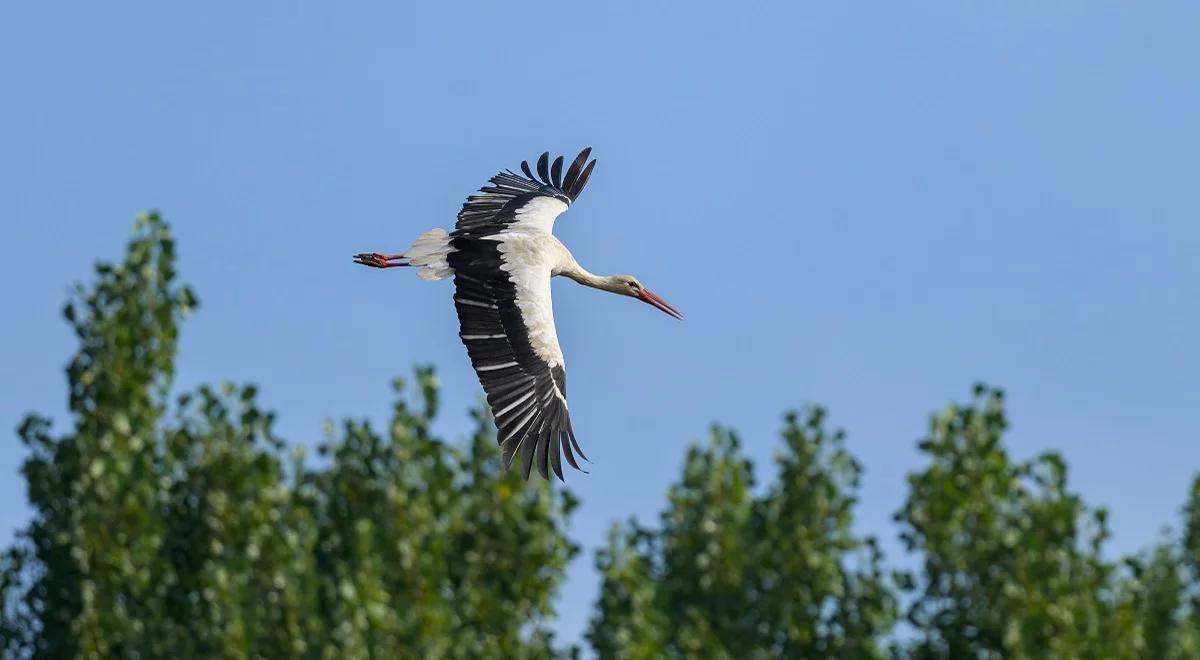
[353,252,412,268]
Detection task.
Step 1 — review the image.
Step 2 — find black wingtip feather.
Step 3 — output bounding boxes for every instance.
[521,430,537,480]
[558,431,577,472]
[561,147,592,194]
[550,434,564,481]
[521,160,535,180]
[536,152,550,185]
[540,417,556,477]
[502,439,519,470]
[569,159,597,201]
[547,407,566,481]
[567,425,590,463]
[550,156,564,188]
[500,426,524,470]
[534,422,550,480]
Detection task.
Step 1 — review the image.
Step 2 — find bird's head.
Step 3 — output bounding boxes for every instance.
[611,275,683,320]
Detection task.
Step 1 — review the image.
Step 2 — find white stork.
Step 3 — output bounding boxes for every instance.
[353,148,682,481]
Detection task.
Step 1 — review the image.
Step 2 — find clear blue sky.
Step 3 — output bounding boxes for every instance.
[3,2,1198,646]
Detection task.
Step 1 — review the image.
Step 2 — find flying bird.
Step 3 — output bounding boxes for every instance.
[353,148,681,481]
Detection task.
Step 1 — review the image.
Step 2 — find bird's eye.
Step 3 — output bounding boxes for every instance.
[629,282,640,290]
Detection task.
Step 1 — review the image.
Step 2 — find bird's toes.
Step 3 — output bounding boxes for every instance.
[353,253,387,268]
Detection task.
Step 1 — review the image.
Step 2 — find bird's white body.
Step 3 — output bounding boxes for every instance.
[405,196,574,368]
[496,231,570,368]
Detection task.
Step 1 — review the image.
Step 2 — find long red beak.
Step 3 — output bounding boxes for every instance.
[637,288,683,320]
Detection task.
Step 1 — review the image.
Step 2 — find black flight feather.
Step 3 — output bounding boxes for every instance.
[569,159,597,201]
[551,155,564,188]
[521,420,540,479]
[560,431,579,471]
[561,148,591,193]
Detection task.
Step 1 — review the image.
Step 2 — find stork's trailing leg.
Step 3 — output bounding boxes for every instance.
[353,252,411,268]
[354,228,454,279]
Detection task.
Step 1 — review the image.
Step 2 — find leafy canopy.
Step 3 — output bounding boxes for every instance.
[0,213,578,659]
[4,213,1200,659]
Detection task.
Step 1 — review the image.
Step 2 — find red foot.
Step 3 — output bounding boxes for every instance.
[353,252,411,269]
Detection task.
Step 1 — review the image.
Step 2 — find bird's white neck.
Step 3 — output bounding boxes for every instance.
[561,266,620,292]
[555,254,623,294]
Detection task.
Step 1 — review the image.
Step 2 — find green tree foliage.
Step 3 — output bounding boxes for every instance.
[0,213,578,659]
[587,410,897,659]
[1183,477,1200,637]
[4,212,1200,659]
[299,378,579,659]
[1119,476,1200,659]
[1127,538,1187,659]
[894,385,1187,659]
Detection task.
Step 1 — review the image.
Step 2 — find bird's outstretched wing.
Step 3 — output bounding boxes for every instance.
[447,238,587,480]
[453,148,596,236]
